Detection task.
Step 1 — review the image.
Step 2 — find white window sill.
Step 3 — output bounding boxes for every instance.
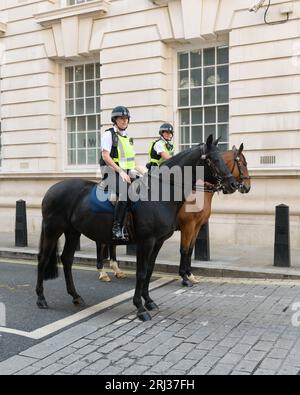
[34,0,110,27]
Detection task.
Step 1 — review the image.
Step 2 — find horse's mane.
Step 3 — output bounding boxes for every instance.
[161,145,201,168]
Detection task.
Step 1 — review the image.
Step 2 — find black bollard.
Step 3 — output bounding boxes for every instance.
[274,204,290,267]
[127,244,137,256]
[195,222,210,261]
[15,200,28,247]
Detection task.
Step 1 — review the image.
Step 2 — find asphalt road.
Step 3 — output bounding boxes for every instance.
[3,260,300,375]
[0,259,140,362]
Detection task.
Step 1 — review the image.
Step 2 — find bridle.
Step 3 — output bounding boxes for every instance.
[202,157,235,192]
[194,148,251,194]
[134,144,237,194]
[196,144,237,193]
[230,151,251,190]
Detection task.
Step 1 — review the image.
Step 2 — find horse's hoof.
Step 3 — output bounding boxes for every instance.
[145,302,159,311]
[182,279,193,287]
[73,296,85,306]
[37,298,49,309]
[187,274,200,284]
[115,271,126,279]
[138,311,152,322]
[99,273,111,282]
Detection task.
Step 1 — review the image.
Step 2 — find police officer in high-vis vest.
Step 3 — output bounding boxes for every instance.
[147,123,175,170]
[100,106,139,242]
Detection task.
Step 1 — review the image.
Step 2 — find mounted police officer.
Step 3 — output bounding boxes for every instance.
[100,106,139,242]
[147,123,175,170]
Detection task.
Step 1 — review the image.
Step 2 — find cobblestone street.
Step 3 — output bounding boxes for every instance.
[1,276,300,375]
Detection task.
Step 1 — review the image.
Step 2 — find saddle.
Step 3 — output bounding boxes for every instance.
[90,184,136,243]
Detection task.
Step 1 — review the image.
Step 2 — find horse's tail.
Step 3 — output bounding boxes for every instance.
[38,223,60,281]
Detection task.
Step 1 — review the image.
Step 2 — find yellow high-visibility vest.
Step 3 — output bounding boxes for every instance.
[149,138,175,166]
[113,134,136,170]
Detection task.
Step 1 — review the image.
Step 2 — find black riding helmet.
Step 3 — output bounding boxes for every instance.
[159,123,174,137]
[111,106,131,124]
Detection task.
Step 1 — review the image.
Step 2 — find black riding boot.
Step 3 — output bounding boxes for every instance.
[112,201,129,242]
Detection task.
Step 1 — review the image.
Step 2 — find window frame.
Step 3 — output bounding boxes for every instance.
[63,59,101,172]
[174,41,230,153]
[62,0,95,6]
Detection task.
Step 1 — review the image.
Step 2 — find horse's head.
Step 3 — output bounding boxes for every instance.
[201,135,238,194]
[222,144,251,194]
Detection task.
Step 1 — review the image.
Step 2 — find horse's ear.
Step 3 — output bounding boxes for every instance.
[206,134,213,147]
[232,145,237,151]
[238,143,244,155]
[214,136,221,146]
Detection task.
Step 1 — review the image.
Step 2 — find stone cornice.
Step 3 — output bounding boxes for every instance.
[34,0,110,28]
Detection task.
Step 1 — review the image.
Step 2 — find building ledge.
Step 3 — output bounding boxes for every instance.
[0,22,7,35]
[0,172,98,180]
[151,0,171,5]
[249,167,300,178]
[34,0,110,27]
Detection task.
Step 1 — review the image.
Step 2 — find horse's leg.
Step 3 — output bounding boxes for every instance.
[142,239,164,311]
[179,223,195,287]
[185,225,203,285]
[133,239,155,321]
[36,224,61,309]
[109,245,126,279]
[61,230,85,306]
[186,245,200,284]
[97,243,111,282]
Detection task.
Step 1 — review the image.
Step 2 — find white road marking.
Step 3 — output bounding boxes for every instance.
[176,290,249,299]
[0,277,173,340]
[112,319,131,326]
[174,289,186,295]
[200,321,209,327]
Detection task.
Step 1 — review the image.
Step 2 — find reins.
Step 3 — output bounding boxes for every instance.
[230,151,251,189]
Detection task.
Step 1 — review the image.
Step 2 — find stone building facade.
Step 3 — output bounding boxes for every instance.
[0,0,299,247]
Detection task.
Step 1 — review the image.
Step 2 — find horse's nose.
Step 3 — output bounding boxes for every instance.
[243,184,251,194]
[223,178,238,194]
[230,178,239,191]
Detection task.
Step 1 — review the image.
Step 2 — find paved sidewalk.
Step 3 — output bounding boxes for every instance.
[1,277,300,375]
[0,231,300,279]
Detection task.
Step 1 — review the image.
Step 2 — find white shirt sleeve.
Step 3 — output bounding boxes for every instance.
[153,140,165,155]
[101,130,113,152]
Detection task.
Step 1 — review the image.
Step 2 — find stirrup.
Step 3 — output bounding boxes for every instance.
[122,227,129,240]
[112,226,129,242]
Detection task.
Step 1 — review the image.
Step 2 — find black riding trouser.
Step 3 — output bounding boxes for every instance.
[102,166,130,225]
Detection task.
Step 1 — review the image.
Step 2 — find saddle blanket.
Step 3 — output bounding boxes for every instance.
[90,185,115,213]
[90,184,142,214]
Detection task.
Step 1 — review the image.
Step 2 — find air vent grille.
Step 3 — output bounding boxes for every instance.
[260,156,276,165]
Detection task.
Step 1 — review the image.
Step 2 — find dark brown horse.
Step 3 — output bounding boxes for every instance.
[178,144,251,286]
[97,145,250,285]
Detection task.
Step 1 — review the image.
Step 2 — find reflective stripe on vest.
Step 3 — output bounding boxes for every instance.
[113,134,136,170]
[149,139,174,166]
